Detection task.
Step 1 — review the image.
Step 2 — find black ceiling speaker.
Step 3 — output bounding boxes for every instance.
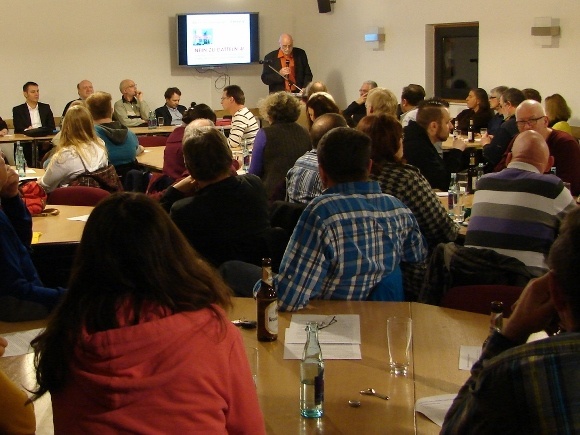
[317,0,332,13]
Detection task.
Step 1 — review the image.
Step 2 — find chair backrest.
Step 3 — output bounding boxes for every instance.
[47,186,110,206]
[138,135,167,147]
[269,201,307,236]
[441,285,524,317]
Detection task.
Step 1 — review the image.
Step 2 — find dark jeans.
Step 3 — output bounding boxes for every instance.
[219,260,262,297]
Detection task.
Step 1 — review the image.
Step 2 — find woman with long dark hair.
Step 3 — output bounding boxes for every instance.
[454,87,494,134]
[31,193,265,434]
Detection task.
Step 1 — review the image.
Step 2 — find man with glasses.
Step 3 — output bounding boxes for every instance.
[342,80,378,127]
[486,85,508,136]
[481,87,525,170]
[113,79,151,127]
[261,33,313,93]
[495,100,580,195]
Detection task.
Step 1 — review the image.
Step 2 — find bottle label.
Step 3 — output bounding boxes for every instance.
[265,300,278,334]
[314,369,324,405]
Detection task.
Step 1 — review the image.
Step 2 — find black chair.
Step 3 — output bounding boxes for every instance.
[269,201,306,237]
[30,242,78,288]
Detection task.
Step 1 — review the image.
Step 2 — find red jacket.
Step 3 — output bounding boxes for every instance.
[51,304,265,434]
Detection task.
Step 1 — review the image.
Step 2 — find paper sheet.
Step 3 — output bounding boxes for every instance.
[31,231,42,244]
[284,314,362,360]
[415,394,457,427]
[283,343,362,360]
[67,214,90,222]
[2,328,44,357]
[459,345,481,370]
[286,314,361,344]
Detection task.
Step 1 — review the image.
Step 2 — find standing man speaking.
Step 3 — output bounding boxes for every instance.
[261,33,313,94]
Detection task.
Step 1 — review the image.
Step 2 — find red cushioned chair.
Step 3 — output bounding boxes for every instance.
[440,285,524,317]
[138,135,167,147]
[47,186,111,206]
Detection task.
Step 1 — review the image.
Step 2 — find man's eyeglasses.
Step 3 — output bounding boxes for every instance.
[317,315,337,330]
[220,96,229,101]
[516,116,545,128]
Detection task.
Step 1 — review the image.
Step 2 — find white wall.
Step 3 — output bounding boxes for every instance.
[2,0,579,126]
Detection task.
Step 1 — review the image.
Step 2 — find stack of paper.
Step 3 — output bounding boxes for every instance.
[283,314,362,360]
[2,328,44,357]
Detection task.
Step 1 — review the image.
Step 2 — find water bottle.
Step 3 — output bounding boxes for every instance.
[242,139,250,171]
[300,322,324,418]
[147,111,157,129]
[15,142,26,177]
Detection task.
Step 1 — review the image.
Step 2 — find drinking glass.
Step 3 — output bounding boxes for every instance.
[157,117,164,127]
[387,317,412,375]
[245,346,258,387]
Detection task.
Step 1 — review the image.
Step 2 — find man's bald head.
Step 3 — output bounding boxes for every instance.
[509,130,553,173]
[183,118,216,143]
[310,113,348,150]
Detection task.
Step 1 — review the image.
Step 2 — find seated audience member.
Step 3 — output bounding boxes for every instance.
[305,92,341,129]
[442,207,580,434]
[403,98,465,191]
[0,336,36,433]
[220,85,259,149]
[301,81,328,102]
[0,116,8,136]
[357,114,458,298]
[249,92,311,202]
[453,88,494,134]
[522,87,542,102]
[0,158,64,321]
[545,93,573,135]
[39,106,108,193]
[286,113,347,204]
[481,88,525,169]
[61,80,94,118]
[486,85,508,136]
[163,104,217,181]
[342,80,377,126]
[365,87,398,117]
[495,100,580,195]
[223,128,427,309]
[12,81,56,134]
[86,91,143,174]
[31,193,265,434]
[113,79,151,127]
[160,127,271,267]
[155,87,187,126]
[467,130,576,276]
[400,84,426,127]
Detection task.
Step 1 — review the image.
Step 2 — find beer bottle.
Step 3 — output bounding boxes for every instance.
[256,258,278,342]
[467,119,475,143]
[467,149,477,194]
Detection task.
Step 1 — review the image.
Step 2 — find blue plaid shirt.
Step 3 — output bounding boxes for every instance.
[273,181,427,311]
[285,150,322,204]
[442,331,580,434]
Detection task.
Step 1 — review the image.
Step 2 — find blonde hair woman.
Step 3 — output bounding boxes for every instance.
[39,105,108,193]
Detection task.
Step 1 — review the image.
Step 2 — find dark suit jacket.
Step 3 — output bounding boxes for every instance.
[154,105,187,126]
[261,47,313,93]
[12,102,55,134]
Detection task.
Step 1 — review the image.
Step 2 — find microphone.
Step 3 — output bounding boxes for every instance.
[259,59,271,65]
[285,59,290,68]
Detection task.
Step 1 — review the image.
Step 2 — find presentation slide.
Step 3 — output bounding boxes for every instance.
[185,14,252,66]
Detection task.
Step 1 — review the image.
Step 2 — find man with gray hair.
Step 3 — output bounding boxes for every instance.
[286,113,347,203]
[342,80,377,126]
[113,79,151,127]
[487,85,508,135]
[160,124,270,267]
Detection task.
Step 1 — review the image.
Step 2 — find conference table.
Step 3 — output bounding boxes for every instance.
[0,299,488,434]
[1,134,55,168]
[136,145,165,171]
[32,205,92,244]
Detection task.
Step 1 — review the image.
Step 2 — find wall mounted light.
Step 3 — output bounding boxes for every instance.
[531,17,560,47]
[365,27,385,51]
